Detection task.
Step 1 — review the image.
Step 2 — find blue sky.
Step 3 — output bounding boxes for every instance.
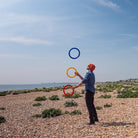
[0,0,138,84]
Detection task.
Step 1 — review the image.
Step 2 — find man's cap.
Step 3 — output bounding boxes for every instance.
[89,64,95,71]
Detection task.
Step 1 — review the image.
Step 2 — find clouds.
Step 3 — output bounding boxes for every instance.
[0,36,53,45]
[0,12,88,46]
[0,53,49,60]
[133,46,138,51]
[0,13,54,28]
[0,12,82,27]
[92,0,120,10]
[119,33,138,38]
[0,0,24,9]
[0,13,69,45]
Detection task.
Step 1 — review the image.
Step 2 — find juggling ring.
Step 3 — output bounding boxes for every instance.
[63,85,74,97]
[66,67,77,78]
[69,47,80,59]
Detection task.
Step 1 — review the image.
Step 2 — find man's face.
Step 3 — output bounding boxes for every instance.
[87,65,89,70]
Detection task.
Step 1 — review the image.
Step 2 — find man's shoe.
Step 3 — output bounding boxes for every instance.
[94,118,99,122]
[95,119,99,122]
[86,122,95,125]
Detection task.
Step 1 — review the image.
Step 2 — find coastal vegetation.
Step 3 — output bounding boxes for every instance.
[33,103,42,106]
[41,108,62,118]
[0,107,5,110]
[117,89,138,98]
[0,91,7,96]
[96,106,103,110]
[98,94,111,98]
[70,110,82,115]
[95,79,138,98]
[81,89,85,94]
[32,108,82,118]
[64,100,78,107]
[0,116,6,124]
[49,95,59,100]
[32,108,62,118]
[95,104,112,110]
[104,103,112,108]
[64,110,82,115]
[0,86,65,96]
[0,79,137,99]
[35,96,47,101]
[32,114,41,118]
[64,111,70,114]
[62,91,82,98]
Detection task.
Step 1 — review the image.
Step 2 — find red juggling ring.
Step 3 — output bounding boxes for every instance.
[63,85,74,97]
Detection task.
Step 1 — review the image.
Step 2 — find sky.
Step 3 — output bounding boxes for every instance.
[0,0,138,84]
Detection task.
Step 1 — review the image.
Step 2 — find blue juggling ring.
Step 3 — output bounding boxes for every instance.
[68,47,80,59]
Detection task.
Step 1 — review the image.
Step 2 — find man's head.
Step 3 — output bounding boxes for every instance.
[87,64,95,71]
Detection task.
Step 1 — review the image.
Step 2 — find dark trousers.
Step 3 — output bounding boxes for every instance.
[85,90,98,123]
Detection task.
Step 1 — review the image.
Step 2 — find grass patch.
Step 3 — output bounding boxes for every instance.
[32,114,41,118]
[64,111,70,114]
[64,110,82,115]
[0,116,6,123]
[70,110,82,115]
[117,90,138,98]
[64,100,78,107]
[41,108,62,118]
[96,106,103,110]
[63,91,82,98]
[0,107,5,110]
[81,89,85,94]
[121,103,125,104]
[0,92,7,96]
[49,95,59,100]
[104,103,112,108]
[35,96,47,101]
[98,94,111,98]
[33,103,42,106]
[95,82,124,93]
[43,86,64,92]
[13,91,20,95]
[43,88,50,92]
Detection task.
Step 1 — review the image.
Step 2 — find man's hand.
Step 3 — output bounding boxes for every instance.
[72,86,77,90]
[72,82,83,90]
[75,71,80,76]
[74,71,83,80]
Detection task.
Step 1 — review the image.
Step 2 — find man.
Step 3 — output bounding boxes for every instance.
[72,64,99,125]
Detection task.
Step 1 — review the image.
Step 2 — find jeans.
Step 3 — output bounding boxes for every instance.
[85,90,98,123]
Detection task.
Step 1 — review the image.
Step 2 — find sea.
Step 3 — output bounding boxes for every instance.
[0,83,78,92]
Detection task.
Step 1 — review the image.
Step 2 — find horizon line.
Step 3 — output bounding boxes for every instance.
[0,78,137,85]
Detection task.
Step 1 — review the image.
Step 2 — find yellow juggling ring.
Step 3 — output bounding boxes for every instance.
[66,67,77,78]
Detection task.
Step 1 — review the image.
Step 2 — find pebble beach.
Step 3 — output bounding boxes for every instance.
[0,86,137,138]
